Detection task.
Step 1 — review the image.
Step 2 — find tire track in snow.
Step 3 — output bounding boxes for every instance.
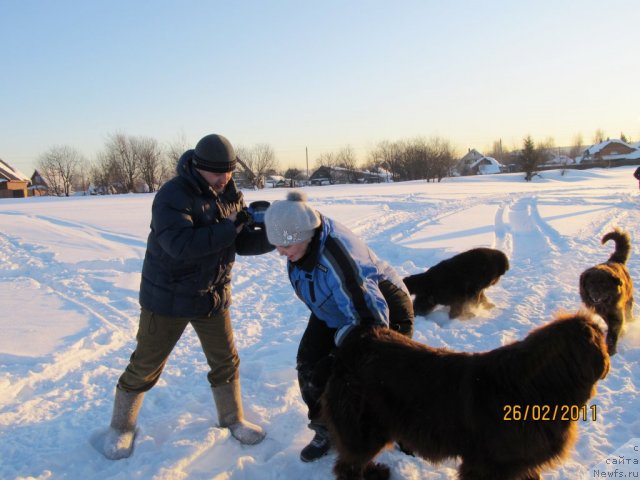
[0,210,147,250]
[501,196,573,325]
[0,223,139,415]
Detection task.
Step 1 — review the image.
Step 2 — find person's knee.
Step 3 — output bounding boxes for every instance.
[207,354,240,386]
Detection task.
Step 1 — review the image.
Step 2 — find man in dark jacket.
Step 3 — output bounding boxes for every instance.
[103,134,274,460]
[634,166,640,189]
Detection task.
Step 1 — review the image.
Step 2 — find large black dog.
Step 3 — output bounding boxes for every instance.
[403,247,509,319]
[322,312,609,480]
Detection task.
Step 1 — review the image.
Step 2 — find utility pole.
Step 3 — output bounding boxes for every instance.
[306,146,309,180]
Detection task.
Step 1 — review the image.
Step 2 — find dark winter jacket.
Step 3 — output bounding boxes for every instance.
[634,167,640,181]
[287,216,409,345]
[139,150,274,317]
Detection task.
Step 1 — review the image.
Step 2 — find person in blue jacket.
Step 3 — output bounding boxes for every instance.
[264,191,414,462]
[102,134,275,460]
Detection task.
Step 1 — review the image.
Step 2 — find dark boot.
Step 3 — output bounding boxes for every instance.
[212,380,266,445]
[103,387,144,460]
[300,423,331,462]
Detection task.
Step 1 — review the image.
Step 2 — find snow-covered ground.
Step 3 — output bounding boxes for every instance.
[1,166,639,479]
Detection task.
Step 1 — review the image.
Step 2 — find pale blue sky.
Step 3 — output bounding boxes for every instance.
[2,0,639,174]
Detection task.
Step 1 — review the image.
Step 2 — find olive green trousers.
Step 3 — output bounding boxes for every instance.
[117,307,240,392]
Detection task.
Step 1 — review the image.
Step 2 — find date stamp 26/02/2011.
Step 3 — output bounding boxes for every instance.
[502,404,597,421]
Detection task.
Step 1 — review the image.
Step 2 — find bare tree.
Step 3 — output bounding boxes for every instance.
[401,137,429,181]
[74,160,91,194]
[485,139,509,165]
[367,141,403,181]
[166,131,190,167]
[427,136,457,182]
[133,136,164,192]
[593,128,606,144]
[335,146,359,182]
[569,133,584,160]
[91,151,119,194]
[237,143,279,188]
[536,136,556,165]
[105,133,138,192]
[284,167,303,187]
[315,152,337,169]
[37,145,84,196]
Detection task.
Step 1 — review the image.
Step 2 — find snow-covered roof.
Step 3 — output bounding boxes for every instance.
[459,149,485,165]
[470,156,502,168]
[31,169,51,186]
[584,139,634,155]
[0,158,30,182]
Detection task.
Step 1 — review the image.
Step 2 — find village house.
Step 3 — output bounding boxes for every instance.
[0,159,30,199]
[456,149,485,176]
[29,169,50,196]
[469,156,503,175]
[308,165,390,185]
[456,150,504,175]
[581,139,640,164]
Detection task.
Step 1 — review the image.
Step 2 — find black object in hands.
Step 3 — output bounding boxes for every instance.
[246,200,270,225]
[235,200,270,229]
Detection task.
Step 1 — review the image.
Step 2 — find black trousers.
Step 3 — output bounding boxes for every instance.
[296,280,414,423]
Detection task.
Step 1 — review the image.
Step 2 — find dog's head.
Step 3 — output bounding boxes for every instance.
[547,312,610,382]
[521,312,610,395]
[497,251,510,275]
[580,267,623,305]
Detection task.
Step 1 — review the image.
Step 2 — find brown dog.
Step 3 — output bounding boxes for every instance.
[322,312,609,480]
[579,228,634,355]
[403,248,509,319]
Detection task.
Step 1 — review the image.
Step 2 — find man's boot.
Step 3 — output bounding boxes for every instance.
[212,380,266,445]
[300,423,331,462]
[103,387,144,460]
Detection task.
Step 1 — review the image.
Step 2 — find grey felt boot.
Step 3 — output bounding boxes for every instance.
[212,380,266,445]
[102,387,144,460]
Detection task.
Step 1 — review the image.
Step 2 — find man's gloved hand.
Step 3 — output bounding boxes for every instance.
[234,209,252,227]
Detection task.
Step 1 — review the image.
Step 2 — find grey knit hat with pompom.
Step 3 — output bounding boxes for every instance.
[264,191,321,246]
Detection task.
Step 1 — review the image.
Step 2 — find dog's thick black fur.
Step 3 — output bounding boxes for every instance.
[403,248,509,319]
[580,228,634,355]
[322,313,609,480]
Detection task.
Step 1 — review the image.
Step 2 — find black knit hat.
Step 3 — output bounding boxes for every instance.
[192,134,237,173]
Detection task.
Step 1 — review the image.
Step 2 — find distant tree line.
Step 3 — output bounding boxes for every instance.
[37,133,187,196]
[365,137,457,182]
[33,127,635,195]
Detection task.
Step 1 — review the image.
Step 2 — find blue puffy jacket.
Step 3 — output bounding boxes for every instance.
[139,151,274,317]
[287,216,409,345]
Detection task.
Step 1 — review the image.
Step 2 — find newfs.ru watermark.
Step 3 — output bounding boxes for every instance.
[590,439,640,478]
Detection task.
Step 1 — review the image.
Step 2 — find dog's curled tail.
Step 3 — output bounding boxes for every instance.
[602,228,631,265]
